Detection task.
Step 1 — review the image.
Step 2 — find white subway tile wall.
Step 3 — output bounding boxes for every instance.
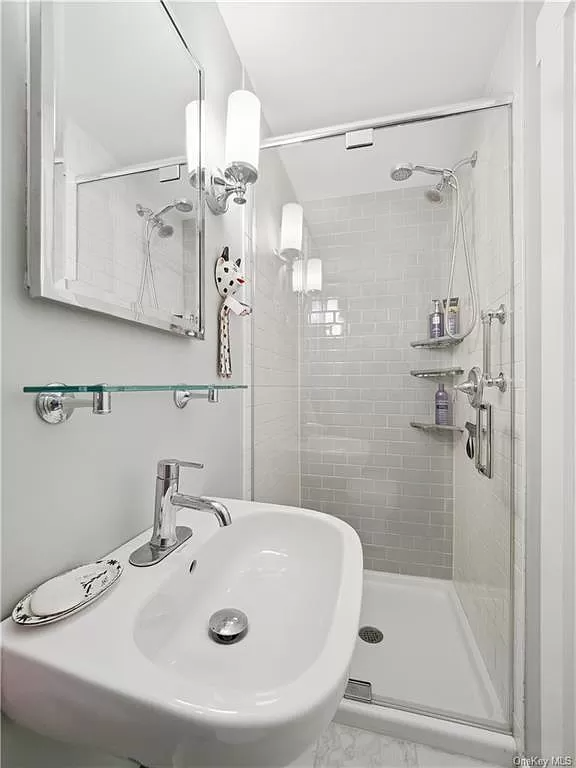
[300,187,457,578]
[452,107,514,717]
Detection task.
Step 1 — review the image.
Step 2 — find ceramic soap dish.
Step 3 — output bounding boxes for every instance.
[12,559,122,627]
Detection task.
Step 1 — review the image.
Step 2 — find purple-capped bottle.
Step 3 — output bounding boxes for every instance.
[435,383,450,425]
[429,299,444,339]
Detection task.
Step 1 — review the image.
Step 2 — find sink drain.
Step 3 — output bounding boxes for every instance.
[208,609,248,644]
[359,625,383,644]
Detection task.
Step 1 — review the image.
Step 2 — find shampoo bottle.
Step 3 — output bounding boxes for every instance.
[443,297,460,335]
[435,383,450,425]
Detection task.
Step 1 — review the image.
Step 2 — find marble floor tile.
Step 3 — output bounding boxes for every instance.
[293,723,502,768]
[313,723,418,767]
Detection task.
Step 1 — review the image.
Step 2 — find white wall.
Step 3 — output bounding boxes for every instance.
[0,2,277,764]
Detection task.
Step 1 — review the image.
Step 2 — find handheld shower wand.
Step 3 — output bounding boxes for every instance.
[389,152,479,340]
[134,199,195,315]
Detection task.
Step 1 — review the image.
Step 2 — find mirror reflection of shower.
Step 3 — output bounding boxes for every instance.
[390,152,478,339]
[134,199,194,316]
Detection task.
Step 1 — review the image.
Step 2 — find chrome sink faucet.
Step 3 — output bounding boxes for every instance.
[129,459,231,567]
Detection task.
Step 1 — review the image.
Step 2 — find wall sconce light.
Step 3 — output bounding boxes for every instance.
[306,258,323,293]
[292,258,323,294]
[280,203,304,258]
[186,90,261,216]
[273,202,322,294]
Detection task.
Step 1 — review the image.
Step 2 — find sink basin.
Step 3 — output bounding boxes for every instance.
[1,499,363,767]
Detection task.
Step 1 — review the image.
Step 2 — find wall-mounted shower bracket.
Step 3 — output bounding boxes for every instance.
[482,304,506,325]
[475,403,492,478]
[464,421,477,460]
[484,372,507,392]
[173,388,219,409]
[35,383,112,424]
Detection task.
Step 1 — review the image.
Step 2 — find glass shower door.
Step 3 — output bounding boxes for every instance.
[252,104,514,732]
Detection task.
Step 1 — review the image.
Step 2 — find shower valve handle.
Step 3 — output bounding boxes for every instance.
[455,381,476,396]
[455,367,483,408]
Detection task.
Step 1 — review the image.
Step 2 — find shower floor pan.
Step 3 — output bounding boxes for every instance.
[337,571,515,765]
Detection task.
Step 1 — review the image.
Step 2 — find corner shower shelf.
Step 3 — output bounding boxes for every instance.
[410,421,463,433]
[23,383,247,425]
[410,367,464,379]
[410,336,463,349]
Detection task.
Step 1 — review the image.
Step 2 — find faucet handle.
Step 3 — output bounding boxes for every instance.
[157,459,204,481]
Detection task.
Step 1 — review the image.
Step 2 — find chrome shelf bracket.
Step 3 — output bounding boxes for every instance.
[173,387,219,409]
[35,383,112,424]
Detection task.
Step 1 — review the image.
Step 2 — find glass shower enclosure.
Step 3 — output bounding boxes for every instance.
[249,103,515,734]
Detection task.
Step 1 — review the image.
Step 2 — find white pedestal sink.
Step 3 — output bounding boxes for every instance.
[1,499,363,767]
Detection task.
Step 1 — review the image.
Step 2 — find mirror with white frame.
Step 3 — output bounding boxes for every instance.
[26,1,205,337]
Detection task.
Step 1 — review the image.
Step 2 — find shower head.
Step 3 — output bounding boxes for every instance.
[136,203,153,219]
[154,198,194,218]
[425,185,444,203]
[391,153,477,190]
[390,163,414,182]
[135,198,194,239]
[173,198,194,213]
[157,223,174,238]
[425,177,451,203]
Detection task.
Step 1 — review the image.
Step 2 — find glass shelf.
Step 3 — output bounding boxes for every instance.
[410,421,463,433]
[410,367,464,379]
[410,336,463,349]
[24,382,247,424]
[23,384,247,393]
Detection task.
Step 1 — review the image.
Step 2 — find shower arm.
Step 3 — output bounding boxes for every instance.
[412,164,449,176]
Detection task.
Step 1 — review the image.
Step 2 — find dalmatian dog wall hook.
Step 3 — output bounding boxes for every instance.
[215,247,252,378]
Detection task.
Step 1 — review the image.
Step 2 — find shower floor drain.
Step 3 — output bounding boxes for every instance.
[358,626,383,644]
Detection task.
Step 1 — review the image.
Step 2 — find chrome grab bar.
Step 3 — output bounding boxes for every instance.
[475,403,492,478]
[481,305,507,393]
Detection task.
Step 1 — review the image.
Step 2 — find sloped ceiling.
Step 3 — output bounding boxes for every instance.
[218,1,516,199]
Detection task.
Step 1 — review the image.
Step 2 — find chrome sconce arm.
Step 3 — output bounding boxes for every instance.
[189,164,257,216]
[35,383,112,424]
[207,163,257,215]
